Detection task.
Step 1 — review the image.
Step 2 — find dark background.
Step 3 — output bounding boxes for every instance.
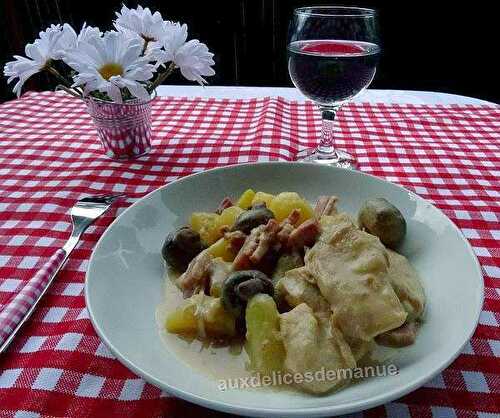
[0,0,498,103]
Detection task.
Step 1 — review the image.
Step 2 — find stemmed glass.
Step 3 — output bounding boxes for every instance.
[288,7,380,168]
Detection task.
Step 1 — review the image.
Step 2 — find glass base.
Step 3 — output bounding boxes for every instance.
[296,148,357,169]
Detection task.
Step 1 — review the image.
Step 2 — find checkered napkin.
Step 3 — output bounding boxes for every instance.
[0,91,498,418]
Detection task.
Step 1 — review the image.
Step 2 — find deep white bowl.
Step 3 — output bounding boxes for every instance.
[85,162,483,417]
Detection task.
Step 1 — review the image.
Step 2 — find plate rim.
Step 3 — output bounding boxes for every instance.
[85,161,484,417]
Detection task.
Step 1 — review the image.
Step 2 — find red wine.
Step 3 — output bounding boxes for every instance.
[288,40,380,105]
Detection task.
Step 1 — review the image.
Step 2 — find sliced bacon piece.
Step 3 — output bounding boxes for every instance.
[250,223,279,263]
[233,219,280,270]
[177,249,214,297]
[215,197,233,214]
[224,230,247,253]
[375,321,418,347]
[277,209,301,246]
[314,196,338,218]
[287,219,320,250]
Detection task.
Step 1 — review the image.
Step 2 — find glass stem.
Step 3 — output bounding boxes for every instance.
[318,106,340,156]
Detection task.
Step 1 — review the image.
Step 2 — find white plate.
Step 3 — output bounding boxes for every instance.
[85,162,483,417]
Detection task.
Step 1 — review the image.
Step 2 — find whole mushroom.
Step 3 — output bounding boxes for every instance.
[221,270,274,317]
[161,227,206,272]
[358,198,407,249]
[231,203,275,234]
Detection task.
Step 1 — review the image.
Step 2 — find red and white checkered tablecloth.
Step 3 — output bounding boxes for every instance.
[0,91,498,418]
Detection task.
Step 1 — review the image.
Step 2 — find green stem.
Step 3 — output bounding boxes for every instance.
[46,65,83,97]
[55,84,83,98]
[46,66,72,87]
[141,39,150,56]
[149,62,176,92]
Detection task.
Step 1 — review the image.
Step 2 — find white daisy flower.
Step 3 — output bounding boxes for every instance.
[64,31,155,103]
[3,24,64,97]
[55,23,102,58]
[162,22,189,60]
[114,5,167,45]
[77,23,102,44]
[114,5,169,66]
[174,40,215,85]
[161,23,215,85]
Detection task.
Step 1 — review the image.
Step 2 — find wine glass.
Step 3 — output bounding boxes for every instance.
[288,6,380,168]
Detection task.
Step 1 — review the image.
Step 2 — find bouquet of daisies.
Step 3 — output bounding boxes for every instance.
[3,5,215,103]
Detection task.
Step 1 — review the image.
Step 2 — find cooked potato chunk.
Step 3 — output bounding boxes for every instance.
[190,212,220,244]
[269,192,314,225]
[166,293,236,338]
[236,189,256,209]
[251,191,275,208]
[208,258,233,297]
[245,294,285,375]
[190,206,244,245]
[218,206,244,229]
[207,237,236,262]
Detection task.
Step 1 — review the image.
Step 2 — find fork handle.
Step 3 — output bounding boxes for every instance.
[0,248,67,352]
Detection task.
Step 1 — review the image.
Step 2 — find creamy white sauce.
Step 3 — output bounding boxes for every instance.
[156,261,408,393]
[155,270,250,381]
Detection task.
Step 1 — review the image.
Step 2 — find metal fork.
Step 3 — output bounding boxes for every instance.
[0,193,123,353]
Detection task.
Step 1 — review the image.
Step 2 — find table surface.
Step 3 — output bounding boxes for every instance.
[156,86,495,106]
[0,89,498,418]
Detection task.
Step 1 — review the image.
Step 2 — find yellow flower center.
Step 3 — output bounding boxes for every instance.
[98,63,124,80]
